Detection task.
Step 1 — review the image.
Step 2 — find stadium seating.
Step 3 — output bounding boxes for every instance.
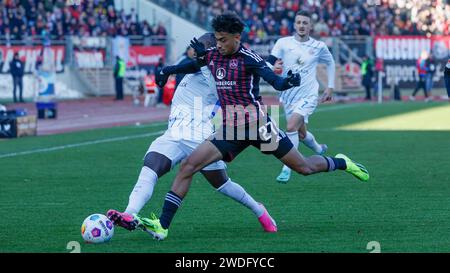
[1,0,447,46]
[152,0,449,44]
[0,0,168,41]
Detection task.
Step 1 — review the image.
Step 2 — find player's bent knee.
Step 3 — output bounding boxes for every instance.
[286,123,299,133]
[286,117,304,132]
[144,152,172,177]
[179,158,198,177]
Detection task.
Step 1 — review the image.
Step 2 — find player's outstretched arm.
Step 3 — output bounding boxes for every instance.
[155,36,213,88]
[256,66,301,91]
[156,60,202,87]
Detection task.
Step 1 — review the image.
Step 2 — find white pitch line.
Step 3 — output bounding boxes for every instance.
[0,130,165,159]
[270,102,367,119]
[315,103,367,113]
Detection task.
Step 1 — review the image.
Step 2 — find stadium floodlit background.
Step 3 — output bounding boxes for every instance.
[0,0,449,254]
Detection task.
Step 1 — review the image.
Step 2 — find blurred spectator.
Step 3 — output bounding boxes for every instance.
[410,51,430,101]
[9,52,24,103]
[445,59,450,101]
[113,55,125,101]
[154,22,168,36]
[425,54,436,98]
[361,55,374,101]
[314,19,329,37]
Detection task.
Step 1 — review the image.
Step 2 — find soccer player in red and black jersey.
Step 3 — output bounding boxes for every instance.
[136,12,370,240]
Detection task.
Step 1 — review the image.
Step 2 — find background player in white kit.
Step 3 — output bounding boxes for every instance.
[107,33,277,234]
[267,11,336,183]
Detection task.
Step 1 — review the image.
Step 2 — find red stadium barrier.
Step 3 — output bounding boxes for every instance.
[127,46,166,68]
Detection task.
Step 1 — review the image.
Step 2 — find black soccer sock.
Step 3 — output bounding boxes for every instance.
[323,156,347,171]
[159,191,183,229]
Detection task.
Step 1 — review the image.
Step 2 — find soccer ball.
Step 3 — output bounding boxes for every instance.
[81,214,114,244]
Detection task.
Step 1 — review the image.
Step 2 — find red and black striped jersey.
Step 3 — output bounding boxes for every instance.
[204,45,290,126]
[204,45,267,110]
[162,44,293,126]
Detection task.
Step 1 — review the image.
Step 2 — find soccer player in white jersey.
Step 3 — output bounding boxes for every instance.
[107,33,277,234]
[267,10,336,183]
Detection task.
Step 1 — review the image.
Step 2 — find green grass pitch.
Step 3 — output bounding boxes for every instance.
[1,101,449,253]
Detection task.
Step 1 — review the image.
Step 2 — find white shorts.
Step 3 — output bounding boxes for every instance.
[145,129,226,171]
[284,95,318,124]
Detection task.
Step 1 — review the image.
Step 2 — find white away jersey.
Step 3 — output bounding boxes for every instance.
[271,36,335,105]
[168,66,219,140]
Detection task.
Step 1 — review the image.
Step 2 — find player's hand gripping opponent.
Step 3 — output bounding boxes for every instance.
[283,70,301,88]
[190,37,207,59]
[155,69,170,88]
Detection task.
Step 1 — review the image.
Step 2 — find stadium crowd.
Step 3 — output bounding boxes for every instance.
[0,0,168,41]
[0,0,448,44]
[154,0,450,44]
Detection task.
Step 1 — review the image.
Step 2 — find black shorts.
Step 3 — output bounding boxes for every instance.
[209,116,293,162]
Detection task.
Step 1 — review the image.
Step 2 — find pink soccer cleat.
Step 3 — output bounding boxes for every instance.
[107,209,138,231]
[258,204,277,233]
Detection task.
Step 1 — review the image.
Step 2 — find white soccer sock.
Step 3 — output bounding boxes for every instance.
[301,131,322,154]
[125,166,158,215]
[286,131,299,149]
[282,131,299,171]
[217,179,264,217]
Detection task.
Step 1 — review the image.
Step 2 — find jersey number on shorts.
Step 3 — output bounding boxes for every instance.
[259,121,279,141]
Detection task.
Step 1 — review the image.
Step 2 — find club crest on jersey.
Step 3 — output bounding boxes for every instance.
[216,68,226,79]
[297,57,305,66]
[229,59,238,69]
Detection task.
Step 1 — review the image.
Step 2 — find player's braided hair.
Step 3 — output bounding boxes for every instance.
[211,11,245,34]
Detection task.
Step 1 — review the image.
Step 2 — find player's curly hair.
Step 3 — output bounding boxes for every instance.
[211,11,245,34]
